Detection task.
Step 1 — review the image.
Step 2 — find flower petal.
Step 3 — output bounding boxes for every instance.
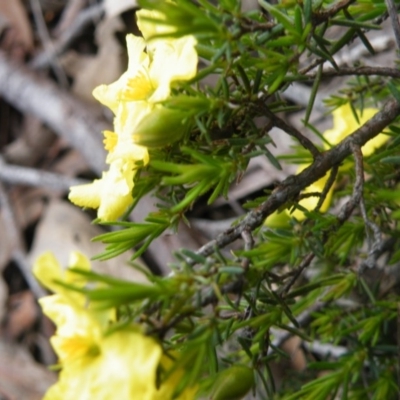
[33,252,63,292]
[92,36,148,114]
[44,329,162,400]
[64,252,91,287]
[69,180,102,210]
[136,9,176,40]
[69,159,137,221]
[39,295,102,362]
[126,34,149,73]
[108,101,152,164]
[324,104,389,156]
[149,37,198,102]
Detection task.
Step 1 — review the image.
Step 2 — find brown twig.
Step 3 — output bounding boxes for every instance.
[305,66,400,80]
[316,165,338,212]
[385,0,400,51]
[29,0,68,86]
[30,3,104,69]
[240,228,254,270]
[268,302,325,355]
[336,144,365,223]
[350,144,384,270]
[279,252,316,296]
[263,106,321,159]
[54,0,88,37]
[312,0,356,25]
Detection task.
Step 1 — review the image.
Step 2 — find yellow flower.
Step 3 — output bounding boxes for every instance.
[93,32,197,152]
[289,165,333,221]
[93,33,197,111]
[105,101,151,164]
[33,251,90,303]
[69,158,139,221]
[34,252,196,400]
[43,302,163,400]
[324,103,389,155]
[43,299,163,399]
[69,31,197,221]
[136,8,177,41]
[154,353,199,400]
[266,103,389,225]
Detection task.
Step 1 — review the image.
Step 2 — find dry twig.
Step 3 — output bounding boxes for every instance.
[30,3,104,69]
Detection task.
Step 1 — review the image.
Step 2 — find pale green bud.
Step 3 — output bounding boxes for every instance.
[211,365,254,400]
[133,107,191,147]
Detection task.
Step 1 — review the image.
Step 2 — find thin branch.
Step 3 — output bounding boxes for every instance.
[29,0,68,86]
[336,144,365,223]
[30,3,104,69]
[297,191,323,201]
[385,0,400,51]
[279,252,315,296]
[350,144,384,270]
[263,106,321,159]
[312,0,356,25]
[241,229,254,271]
[153,279,244,336]
[316,165,338,212]
[306,66,400,80]
[268,302,325,355]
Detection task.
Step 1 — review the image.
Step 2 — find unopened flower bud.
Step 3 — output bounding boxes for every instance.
[211,365,254,400]
[133,107,191,147]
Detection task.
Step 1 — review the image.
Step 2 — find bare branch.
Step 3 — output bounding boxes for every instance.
[306,66,400,80]
[30,3,104,69]
[263,106,321,159]
[385,0,400,51]
[316,165,338,212]
[350,144,384,270]
[240,228,254,270]
[29,0,68,86]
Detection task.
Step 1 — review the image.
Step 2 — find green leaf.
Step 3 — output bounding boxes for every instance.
[380,155,400,164]
[294,5,303,35]
[219,266,245,275]
[331,18,380,30]
[259,1,298,36]
[387,82,400,104]
[304,64,322,124]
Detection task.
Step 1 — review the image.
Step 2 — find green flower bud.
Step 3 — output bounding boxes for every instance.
[211,365,254,400]
[133,107,192,148]
[164,95,212,111]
